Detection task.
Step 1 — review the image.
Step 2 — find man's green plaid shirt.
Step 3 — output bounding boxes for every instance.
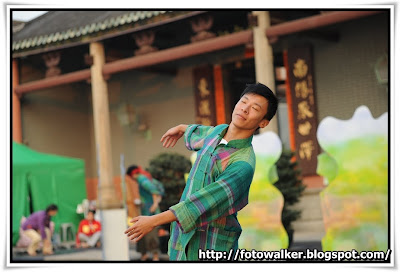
[168,124,256,260]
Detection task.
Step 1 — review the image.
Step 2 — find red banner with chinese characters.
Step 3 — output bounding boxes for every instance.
[192,65,217,126]
[284,45,320,176]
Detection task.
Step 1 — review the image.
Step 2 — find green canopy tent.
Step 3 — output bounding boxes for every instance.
[12,141,87,246]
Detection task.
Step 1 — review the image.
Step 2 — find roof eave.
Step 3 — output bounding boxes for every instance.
[12,10,209,58]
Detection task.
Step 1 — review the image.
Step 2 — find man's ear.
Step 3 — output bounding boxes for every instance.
[259,119,269,128]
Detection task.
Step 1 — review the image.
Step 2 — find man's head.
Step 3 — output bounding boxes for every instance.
[87,209,96,221]
[46,204,58,217]
[232,82,278,131]
[126,165,140,179]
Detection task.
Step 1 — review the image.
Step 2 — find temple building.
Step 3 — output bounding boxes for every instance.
[12,9,389,243]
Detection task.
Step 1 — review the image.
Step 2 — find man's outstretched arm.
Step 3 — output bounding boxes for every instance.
[124,210,177,242]
[160,124,188,148]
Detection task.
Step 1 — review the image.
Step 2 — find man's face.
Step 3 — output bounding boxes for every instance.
[132,173,139,179]
[87,212,94,221]
[48,210,58,217]
[231,93,270,131]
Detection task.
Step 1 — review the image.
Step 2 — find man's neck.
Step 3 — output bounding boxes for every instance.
[223,123,255,142]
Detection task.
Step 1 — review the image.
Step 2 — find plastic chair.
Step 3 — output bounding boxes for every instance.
[59,223,76,249]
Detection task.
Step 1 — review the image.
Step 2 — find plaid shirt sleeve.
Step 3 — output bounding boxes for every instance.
[138,176,161,195]
[169,161,254,233]
[184,124,214,151]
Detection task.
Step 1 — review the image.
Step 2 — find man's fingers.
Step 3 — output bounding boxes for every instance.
[124,223,136,234]
[164,137,174,148]
[161,129,183,147]
[129,231,142,241]
[167,139,176,148]
[162,136,171,147]
[160,133,169,143]
[161,136,167,146]
[170,138,178,147]
[126,228,139,239]
[126,231,135,239]
[168,137,177,148]
[161,128,176,142]
[162,137,170,147]
[170,137,180,148]
[125,226,137,235]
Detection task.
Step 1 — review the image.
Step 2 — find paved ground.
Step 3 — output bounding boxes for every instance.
[11,241,322,262]
[12,246,170,262]
[289,240,322,252]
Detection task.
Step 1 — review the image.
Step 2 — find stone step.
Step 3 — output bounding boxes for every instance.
[292,188,324,221]
[292,220,326,242]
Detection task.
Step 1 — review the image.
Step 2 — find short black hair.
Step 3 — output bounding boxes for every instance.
[240,82,278,121]
[88,209,96,215]
[45,204,58,213]
[126,165,138,176]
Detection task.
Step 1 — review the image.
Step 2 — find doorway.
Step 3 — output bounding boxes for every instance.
[222,56,290,148]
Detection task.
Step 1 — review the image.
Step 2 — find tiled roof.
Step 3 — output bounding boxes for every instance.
[12,10,171,52]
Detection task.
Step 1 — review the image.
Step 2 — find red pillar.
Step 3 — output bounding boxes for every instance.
[213,64,226,125]
[12,59,22,143]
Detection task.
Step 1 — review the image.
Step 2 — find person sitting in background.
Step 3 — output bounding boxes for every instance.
[76,209,102,248]
[21,204,58,256]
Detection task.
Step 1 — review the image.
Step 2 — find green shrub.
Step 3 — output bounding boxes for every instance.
[147,152,192,213]
[274,149,306,247]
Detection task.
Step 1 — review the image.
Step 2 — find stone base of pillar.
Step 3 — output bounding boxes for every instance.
[99,209,129,260]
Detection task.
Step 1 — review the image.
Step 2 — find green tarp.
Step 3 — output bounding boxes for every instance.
[12,141,87,246]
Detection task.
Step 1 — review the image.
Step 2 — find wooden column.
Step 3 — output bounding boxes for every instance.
[90,42,129,260]
[12,59,22,143]
[252,11,279,134]
[89,42,121,210]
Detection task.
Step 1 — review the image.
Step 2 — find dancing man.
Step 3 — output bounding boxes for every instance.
[125,82,278,260]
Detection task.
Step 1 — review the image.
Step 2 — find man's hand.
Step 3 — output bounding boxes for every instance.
[124,211,177,242]
[160,124,188,148]
[124,216,156,242]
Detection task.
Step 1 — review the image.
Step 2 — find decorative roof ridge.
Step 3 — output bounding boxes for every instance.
[12,10,170,52]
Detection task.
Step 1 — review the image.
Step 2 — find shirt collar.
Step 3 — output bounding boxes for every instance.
[218,125,253,149]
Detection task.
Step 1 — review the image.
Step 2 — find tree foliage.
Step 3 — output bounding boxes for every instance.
[274,149,306,245]
[147,152,192,213]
